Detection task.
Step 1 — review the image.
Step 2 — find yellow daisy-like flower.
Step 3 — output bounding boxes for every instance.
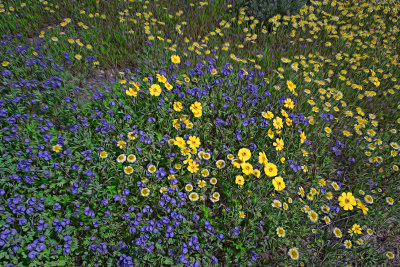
[52,144,62,152]
[149,84,162,96]
[351,224,362,235]
[239,211,245,218]
[276,227,285,237]
[171,55,181,64]
[185,184,193,192]
[258,151,268,165]
[174,164,182,170]
[160,187,167,194]
[210,196,219,203]
[141,188,150,197]
[262,111,274,119]
[386,252,394,259]
[338,192,357,210]
[344,240,352,249]
[202,153,211,160]
[253,169,261,178]
[386,197,394,205]
[124,166,133,175]
[189,192,199,201]
[268,128,275,139]
[156,74,167,84]
[284,98,295,109]
[183,154,192,164]
[364,195,374,204]
[173,119,181,130]
[288,248,299,260]
[237,148,251,162]
[117,154,126,163]
[125,87,138,97]
[273,138,284,151]
[321,205,330,213]
[300,131,306,144]
[264,162,278,177]
[187,136,201,149]
[198,151,205,159]
[128,132,137,140]
[272,200,282,208]
[201,169,209,177]
[272,176,286,191]
[357,201,368,214]
[273,117,284,130]
[212,192,220,199]
[333,228,342,238]
[117,140,126,149]
[173,102,183,112]
[198,180,206,188]
[308,210,318,222]
[287,80,296,92]
[190,101,202,116]
[241,162,253,176]
[174,137,186,148]
[324,127,332,134]
[331,182,340,191]
[323,216,331,225]
[216,160,225,169]
[148,165,156,173]
[99,151,108,159]
[210,178,217,185]
[127,154,136,163]
[235,175,245,186]
[187,161,199,173]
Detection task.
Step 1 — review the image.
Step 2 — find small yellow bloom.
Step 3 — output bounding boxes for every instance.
[264,163,278,177]
[287,80,296,92]
[149,84,162,96]
[258,151,268,165]
[338,192,356,210]
[117,140,127,149]
[273,138,284,151]
[52,144,62,152]
[141,188,150,196]
[238,148,251,162]
[187,161,199,173]
[173,102,183,112]
[288,248,299,260]
[171,55,181,64]
[235,175,245,186]
[189,192,199,201]
[241,162,253,175]
[272,176,286,191]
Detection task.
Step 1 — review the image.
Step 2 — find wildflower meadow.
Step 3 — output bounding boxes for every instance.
[0,0,399,266]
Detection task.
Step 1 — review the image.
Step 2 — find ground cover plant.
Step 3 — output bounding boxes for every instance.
[0,0,399,266]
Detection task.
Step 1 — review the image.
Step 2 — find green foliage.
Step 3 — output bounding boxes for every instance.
[243,0,309,24]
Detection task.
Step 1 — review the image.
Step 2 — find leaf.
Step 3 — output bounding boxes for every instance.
[202,205,209,218]
[163,258,174,265]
